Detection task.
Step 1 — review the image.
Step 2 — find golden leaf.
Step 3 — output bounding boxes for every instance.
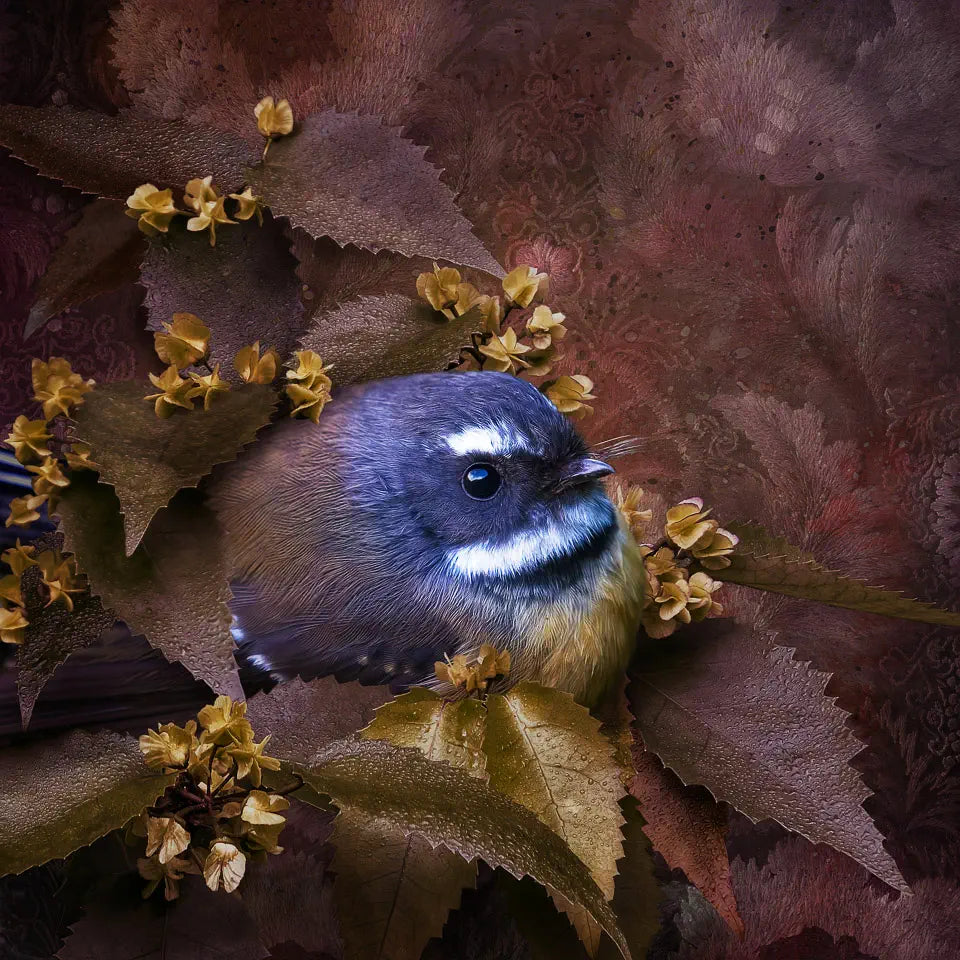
[145,816,190,865]
[5,416,52,464]
[502,264,548,307]
[154,312,211,368]
[204,840,246,892]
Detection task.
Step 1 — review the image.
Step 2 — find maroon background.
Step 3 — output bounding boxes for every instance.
[2,1,960,957]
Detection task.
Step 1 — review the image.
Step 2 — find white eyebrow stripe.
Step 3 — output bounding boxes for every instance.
[447,500,616,578]
[444,424,526,457]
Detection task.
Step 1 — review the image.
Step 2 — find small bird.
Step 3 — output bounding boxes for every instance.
[214,371,645,705]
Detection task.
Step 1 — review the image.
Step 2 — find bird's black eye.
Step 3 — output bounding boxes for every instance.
[462,463,501,500]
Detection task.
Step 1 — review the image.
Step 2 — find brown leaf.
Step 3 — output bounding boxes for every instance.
[298,737,630,959]
[248,111,503,275]
[246,676,391,767]
[0,729,174,876]
[140,216,305,380]
[629,620,909,894]
[57,876,269,960]
[25,199,146,338]
[628,745,742,936]
[56,473,242,698]
[297,295,482,385]
[718,522,960,627]
[73,380,277,555]
[16,561,116,730]
[0,104,256,199]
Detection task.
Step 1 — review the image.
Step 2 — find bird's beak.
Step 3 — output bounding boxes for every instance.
[553,456,615,493]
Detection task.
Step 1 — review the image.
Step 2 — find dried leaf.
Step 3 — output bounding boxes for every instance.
[56,474,242,698]
[73,380,277,555]
[0,729,174,876]
[246,676,391,767]
[298,737,630,959]
[718,522,960,626]
[630,621,909,894]
[297,295,482,385]
[0,104,256,199]
[628,746,742,936]
[248,111,503,275]
[16,562,116,729]
[25,199,146,338]
[57,877,268,960]
[140,216,305,380]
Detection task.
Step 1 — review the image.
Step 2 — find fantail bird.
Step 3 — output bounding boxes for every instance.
[0,371,645,735]
[214,371,645,705]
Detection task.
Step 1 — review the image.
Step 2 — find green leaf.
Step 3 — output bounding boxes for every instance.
[0,729,173,876]
[25,199,145,338]
[56,474,242,698]
[0,104,257,199]
[73,380,277,555]
[296,737,630,959]
[248,111,503,275]
[297,295,483,385]
[717,522,960,626]
[140,216,305,381]
[630,620,909,893]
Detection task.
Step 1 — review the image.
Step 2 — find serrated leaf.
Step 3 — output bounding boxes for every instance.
[298,295,482,385]
[483,683,627,958]
[16,562,116,730]
[247,676,390,766]
[56,474,241,698]
[25,199,145,338]
[630,620,909,894]
[337,690,485,959]
[73,380,277,555]
[0,729,173,876]
[140,216,305,380]
[297,737,630,959]
[249,111,503,275]
[57,876,268,960]
[718,522,960,626]
[628,745,742,936]
[0,104,256,199]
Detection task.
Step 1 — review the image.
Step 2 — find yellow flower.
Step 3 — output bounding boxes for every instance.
[31,357,94,419]
[64,442,98,471]
[286,350,333,423]
[641,545,684,582]
[204,840,246,892]
[234,341,279,384]
[416,263,462,310]
[198,695,253,746]
[0,574,23,608]
[502,264,548,307]
[0,605,29,644]
[476,643,511,682]
[145,365,197,418]
[138,853,198,901]
[27,457,70,499]
[37,550,84,611]
[434,654,475,690]
[654,577,692,625]
[188,364,230,410]
[125,184,179,235]
[255,96,294,138]
[226,735,281,787]
[5,494,46,528]
[664,498,717,550]
[442,283,502,334]
[1,540,36,576]
[5,416,52,464]
[145,816,191,865]
[229,186,264,225]
[640,604,678,640]
[154,313,211,368]
[241,790,289,826]
[244,820,285,854]
[527,305,567,350]
[545,375,596,418]
[139,720,198,770]
[614,484,654,537]
[183,176,218,213]
[692,527,739,569]
[479,327,531,373]
[523,347,558,378]
[187,196,236,246]
[688,571,723,621]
